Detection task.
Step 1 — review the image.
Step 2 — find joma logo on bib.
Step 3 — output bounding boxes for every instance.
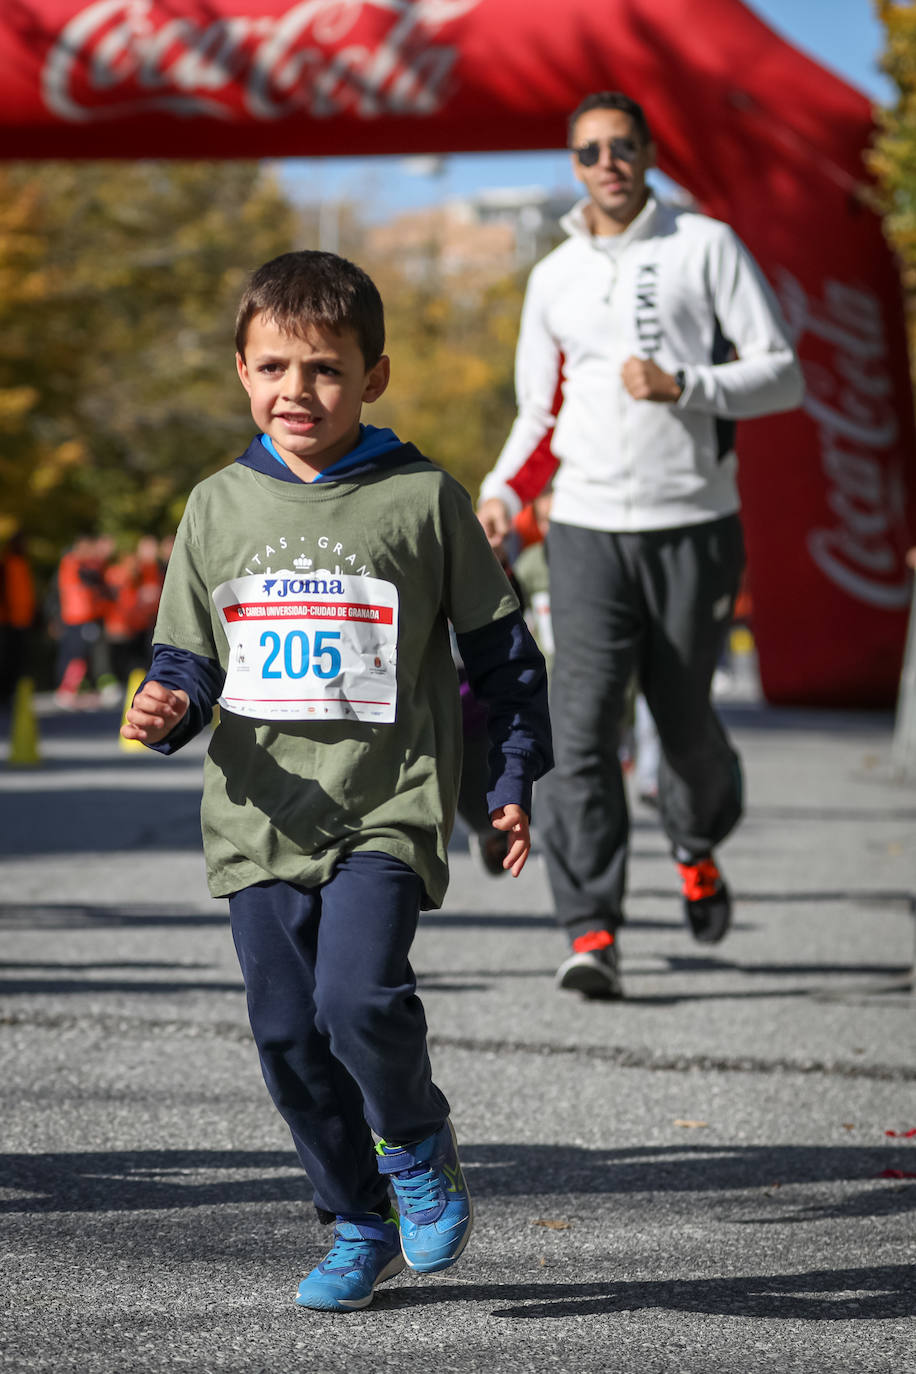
[262,576,345,597]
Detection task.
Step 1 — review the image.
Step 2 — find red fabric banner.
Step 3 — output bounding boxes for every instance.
[2,0,914,704]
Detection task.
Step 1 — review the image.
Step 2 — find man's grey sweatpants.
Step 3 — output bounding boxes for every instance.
[539,515,745,941]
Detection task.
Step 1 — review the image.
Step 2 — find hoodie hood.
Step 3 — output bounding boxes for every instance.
[235,424,424,485]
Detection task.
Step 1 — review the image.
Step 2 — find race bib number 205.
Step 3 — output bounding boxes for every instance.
[213,569,398,723]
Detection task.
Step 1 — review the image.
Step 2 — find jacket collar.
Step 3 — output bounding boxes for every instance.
[560,191,662,251]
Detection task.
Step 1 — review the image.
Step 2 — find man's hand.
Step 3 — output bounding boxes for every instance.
[477,497,513,551]
[489,804,531,876]
[621,355,683,403]
[121,680,189,745]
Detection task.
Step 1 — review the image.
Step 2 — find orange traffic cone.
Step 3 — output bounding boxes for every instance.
[7,676,41,767]
[119,668,147,752]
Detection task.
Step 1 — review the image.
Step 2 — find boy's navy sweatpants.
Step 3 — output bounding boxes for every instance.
[228,852,450,1221]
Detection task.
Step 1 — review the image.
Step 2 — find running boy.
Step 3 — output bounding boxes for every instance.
[121,251,552,1312]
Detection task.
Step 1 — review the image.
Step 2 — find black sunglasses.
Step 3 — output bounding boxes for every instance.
[572,137,640,167]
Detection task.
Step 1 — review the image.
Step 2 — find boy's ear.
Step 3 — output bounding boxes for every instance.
[362,354,390,405]
[236,352,252,395]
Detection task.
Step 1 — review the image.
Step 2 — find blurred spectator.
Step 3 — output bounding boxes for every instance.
[54,534,116,706]
[512,491,554,669]
[103,551,142,687]
[455,550,529,877]
[134,534,165,662]
[632,694,660,807]
[457,494,557,876]
[0,531,37,707]
[98,537,167,689]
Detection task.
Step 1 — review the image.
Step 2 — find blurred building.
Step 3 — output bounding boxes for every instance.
[365,186,578,285]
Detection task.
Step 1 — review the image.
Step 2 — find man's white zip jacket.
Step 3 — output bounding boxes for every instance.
[480,194,804,533]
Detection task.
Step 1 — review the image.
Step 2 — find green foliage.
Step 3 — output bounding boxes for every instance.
[368,264,524,498]
[872,1,916,291]
[0,160,526,588]
[0,161,296,571]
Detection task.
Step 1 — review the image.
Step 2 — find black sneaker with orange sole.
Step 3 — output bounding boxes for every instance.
[555,931,624,999]
[677,855,732,943]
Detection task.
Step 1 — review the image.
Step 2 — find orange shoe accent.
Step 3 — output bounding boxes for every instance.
[572,930,615,953]
[677,859,721,902]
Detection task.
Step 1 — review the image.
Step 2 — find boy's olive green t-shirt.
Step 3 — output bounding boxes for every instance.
[154,454,518,907]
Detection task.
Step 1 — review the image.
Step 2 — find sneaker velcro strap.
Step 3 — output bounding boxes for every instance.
[336,1210,397,1243]
[376,1145,417,1175]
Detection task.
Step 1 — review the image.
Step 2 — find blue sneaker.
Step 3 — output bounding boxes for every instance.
[296,1209,404,1311]
[376,1121,473,1273]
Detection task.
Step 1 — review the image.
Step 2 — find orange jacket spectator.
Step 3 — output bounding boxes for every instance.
[103,556,141,641]
[134,535,165,635]
[0,538,36,629]
[58,541,99,627]
[58,536,114,627]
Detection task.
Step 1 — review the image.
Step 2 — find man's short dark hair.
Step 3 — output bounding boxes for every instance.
[567,92,652,148]
[235,250,385,367]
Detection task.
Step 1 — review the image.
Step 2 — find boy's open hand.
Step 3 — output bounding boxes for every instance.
[489,803,531,877]
[120,680,189,745]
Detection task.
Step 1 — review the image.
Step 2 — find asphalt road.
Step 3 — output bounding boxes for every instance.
[1,694,914,1373]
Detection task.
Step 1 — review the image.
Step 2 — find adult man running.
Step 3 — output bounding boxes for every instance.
[478,91,804,998]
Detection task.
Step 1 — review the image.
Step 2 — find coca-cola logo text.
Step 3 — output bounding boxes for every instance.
[41,0,482,122]
[777,270,911,611]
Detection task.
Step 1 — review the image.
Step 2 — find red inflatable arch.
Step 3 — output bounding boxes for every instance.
[2,0,913,705]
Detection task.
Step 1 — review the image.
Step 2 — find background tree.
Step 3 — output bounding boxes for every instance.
[0,157,534,682]
[871,1,916,338]
[367,262,524,497]
[0,161,296,572]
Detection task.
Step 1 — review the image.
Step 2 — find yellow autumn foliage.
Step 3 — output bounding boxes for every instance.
[0,387,39,429]
[0,160,297,573]
[872,0,916,349]
[0,157,528,583]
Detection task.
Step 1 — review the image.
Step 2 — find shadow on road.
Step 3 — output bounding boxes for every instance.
[0,789,204,856]
[0,902,226,929]
[459,1142,916,1208]
[2,1143,912,1217]
[628,888,914,908]
[0,970,243,995]
[391,1264,915,1320]
[0,1148,305,1213]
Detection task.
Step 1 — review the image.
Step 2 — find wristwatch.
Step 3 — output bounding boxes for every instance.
[674,368,686,398]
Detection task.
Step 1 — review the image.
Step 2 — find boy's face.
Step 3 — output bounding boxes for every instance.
[237,313,389,481]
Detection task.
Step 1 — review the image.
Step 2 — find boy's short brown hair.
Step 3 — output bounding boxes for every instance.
[235,250,385,368]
